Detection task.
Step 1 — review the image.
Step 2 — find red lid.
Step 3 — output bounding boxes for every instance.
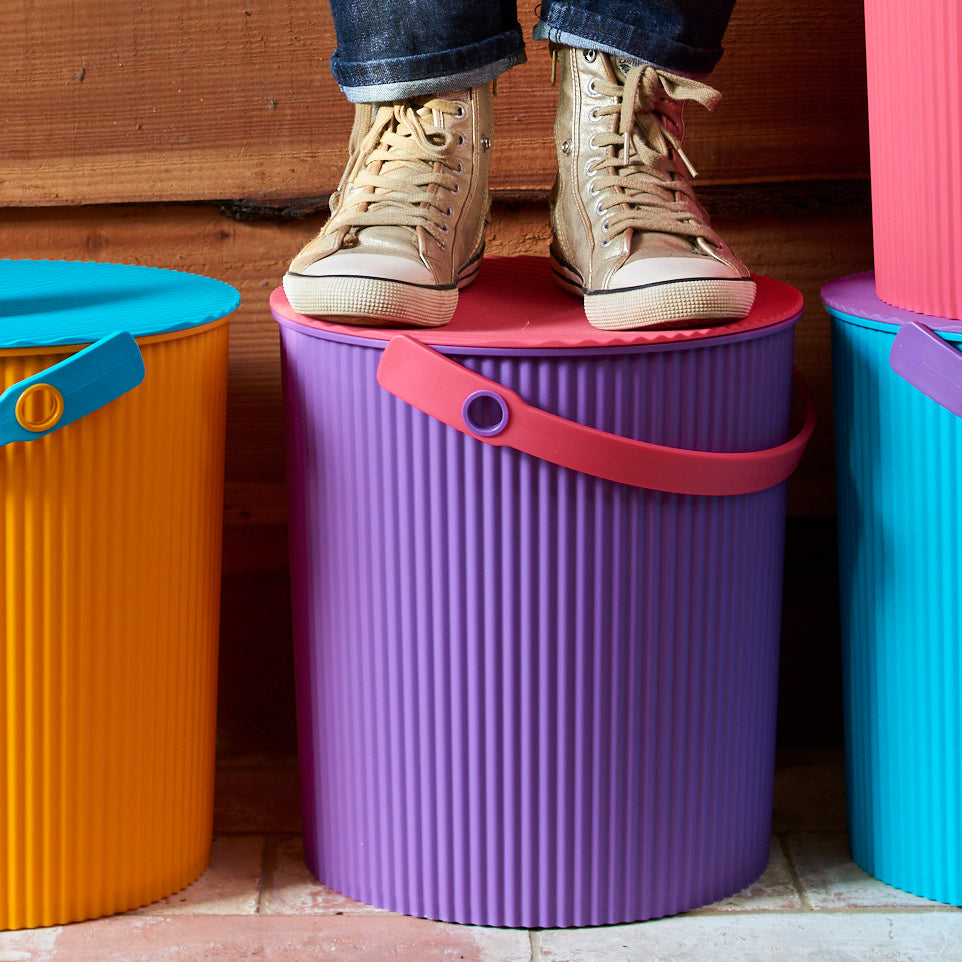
[271,255,802,351]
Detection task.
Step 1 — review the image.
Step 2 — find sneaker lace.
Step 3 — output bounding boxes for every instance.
[589,64,723,250]
[334,97,465,245]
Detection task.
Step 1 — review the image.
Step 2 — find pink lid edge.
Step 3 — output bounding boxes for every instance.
[272,255,802,350]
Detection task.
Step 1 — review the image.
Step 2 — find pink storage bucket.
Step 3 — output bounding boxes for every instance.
[865,0,962,318]
[272,256,814,927]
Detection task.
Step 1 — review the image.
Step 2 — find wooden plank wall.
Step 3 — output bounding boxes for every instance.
[1,0,872,750]
[3,1,867,202]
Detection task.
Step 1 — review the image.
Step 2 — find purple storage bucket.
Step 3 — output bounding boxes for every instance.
[272,257,813,927]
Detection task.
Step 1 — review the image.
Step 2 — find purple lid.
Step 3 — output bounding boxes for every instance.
[822,271,962,340]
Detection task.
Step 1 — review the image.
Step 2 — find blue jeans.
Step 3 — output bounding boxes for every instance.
[330,0,737,102]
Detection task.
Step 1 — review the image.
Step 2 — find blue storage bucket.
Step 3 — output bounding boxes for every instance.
[824,271,962,905]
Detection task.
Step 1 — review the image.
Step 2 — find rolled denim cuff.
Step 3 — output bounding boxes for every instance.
[332,30,527,103]
[533,7,724,76]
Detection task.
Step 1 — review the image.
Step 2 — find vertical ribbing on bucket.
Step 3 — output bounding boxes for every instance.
[833,316,962,906]
[865,0,962,319]
[284,326,795,927]
[0,323,227,931]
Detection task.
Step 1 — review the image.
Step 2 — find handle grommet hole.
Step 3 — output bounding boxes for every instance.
[16,383,65,433]
[462,390,509,437]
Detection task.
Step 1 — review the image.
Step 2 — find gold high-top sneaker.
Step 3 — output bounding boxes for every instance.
[283,85,493,327]
[548,47,756,330]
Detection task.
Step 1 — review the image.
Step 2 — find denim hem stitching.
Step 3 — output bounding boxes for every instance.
[533,5,723,74]
[331,29,526,91]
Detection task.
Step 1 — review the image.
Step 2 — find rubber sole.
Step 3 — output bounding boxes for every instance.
[283,255,482,328]
[550,250,757,331]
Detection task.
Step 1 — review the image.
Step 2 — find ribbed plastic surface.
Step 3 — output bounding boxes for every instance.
[0,322,229,930]
[864,0,962,319]
[282,319,798,926]
[831,307,962,905]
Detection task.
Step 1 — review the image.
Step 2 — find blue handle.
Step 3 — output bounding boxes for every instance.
[0,332,145,447]
[890,321,962,419]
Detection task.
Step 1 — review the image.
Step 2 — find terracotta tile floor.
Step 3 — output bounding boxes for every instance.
[3,750,961,961]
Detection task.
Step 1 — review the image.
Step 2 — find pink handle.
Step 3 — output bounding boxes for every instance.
[376,335,815,496]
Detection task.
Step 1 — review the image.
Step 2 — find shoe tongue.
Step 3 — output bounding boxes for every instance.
[630,230,697,258]
[613,57,636,82]
[354,225,424,262]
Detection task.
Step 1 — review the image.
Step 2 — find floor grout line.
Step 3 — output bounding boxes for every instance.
[255,835,276,915]
[776,831,815,912]
[686,905,962,918]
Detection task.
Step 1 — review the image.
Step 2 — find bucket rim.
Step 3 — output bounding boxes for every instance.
[272,255,803,357]
[822,271,962,342]
[0,259,239,350]
[274,309,801,358]
[0,316,230,359]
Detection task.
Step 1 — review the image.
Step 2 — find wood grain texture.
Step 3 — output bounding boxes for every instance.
[0,200,872,519]
[1,1,868,204]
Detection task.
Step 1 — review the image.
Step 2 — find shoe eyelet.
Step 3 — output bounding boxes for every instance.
[440,223,450,233]
[588,181,600,196]
[587,78,599,96]
[445,207,453,216]
[583,49,597,63]
[589,107,601,121]
[454,104,467,119]
[595,200,607,216]
[457,133,465,146]
[601,220,610,233]
[585,158,599,176]
[588,134,601,150]
[455,161,464,173]
[438,240,447,249]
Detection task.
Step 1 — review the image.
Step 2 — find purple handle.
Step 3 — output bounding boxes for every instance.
[890,321,962,418]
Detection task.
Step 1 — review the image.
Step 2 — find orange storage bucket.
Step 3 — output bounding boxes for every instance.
[0,260,237,930]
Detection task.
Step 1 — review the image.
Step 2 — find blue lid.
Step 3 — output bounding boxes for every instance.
[0,259,240,349]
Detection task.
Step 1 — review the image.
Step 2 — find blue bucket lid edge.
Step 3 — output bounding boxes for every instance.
[0,259,240,349]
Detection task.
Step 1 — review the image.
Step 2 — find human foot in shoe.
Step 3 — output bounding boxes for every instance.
[283,85,493,327]
[548,47,755,331]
